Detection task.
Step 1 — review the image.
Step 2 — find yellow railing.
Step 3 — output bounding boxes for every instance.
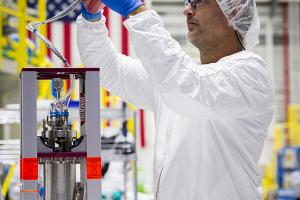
[0,1,3,69]
[1,164,16,199]
[0,0,47,72]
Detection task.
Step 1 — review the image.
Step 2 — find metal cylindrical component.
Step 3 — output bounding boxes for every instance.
[55,162,67,200]
[65,130,73,152]
[45,162,53,200]
[66,162,76,200]
[44,161,76,200]
[46,130,55,150]
[55,129,65,138]
[53,78,63,100]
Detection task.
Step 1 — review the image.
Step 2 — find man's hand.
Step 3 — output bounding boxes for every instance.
[100,0,144,17]
[81,0,105,22]
[82,0,105,14]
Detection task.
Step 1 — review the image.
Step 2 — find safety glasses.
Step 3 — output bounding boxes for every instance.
[184,0,208,9]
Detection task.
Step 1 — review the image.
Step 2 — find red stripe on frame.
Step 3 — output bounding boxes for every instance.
[64,22,71,89]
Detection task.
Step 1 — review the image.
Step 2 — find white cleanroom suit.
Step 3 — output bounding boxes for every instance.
[77,10,274,200]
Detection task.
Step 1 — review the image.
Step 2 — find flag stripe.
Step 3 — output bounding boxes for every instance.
[110,10,122,52]
[121,17,129,55]
[47,24,52,58]
[104,7,110,31]
[51,22,64,67]
[64,22,72,66]
[64,22,71,89]
[71,23,81,68]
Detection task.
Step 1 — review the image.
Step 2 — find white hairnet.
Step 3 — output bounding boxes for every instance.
[216,0,260,49]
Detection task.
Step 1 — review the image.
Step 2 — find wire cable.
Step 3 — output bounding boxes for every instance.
[26,0,81,67]
[26,0,81,105]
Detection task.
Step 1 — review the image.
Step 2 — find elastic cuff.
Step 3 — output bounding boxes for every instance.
[80,2,102,22]
[123,2,145,17]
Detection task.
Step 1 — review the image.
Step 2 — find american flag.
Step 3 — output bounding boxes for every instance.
[27,0,146,148]
[28,0,134,68]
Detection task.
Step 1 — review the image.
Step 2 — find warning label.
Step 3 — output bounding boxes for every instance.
[80,93,86,126]
[20,158,38,180]
[87,157,102,179]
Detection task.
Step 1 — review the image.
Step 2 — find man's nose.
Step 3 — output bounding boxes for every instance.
[183,4,194,16]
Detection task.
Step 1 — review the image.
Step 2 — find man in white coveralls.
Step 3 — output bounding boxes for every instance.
[77,0,274,199]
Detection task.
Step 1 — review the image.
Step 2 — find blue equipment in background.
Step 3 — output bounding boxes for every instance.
[277,147,300,200]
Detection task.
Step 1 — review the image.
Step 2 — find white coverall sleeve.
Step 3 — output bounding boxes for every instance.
[76,15,157,111]
[124,10,274,119]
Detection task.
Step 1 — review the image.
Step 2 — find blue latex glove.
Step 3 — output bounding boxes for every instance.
[80,2,102,22]
[101,0,144,17]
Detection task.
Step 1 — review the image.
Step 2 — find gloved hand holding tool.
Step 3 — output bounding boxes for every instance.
[101,0,144,17]
[81,0,144,19]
